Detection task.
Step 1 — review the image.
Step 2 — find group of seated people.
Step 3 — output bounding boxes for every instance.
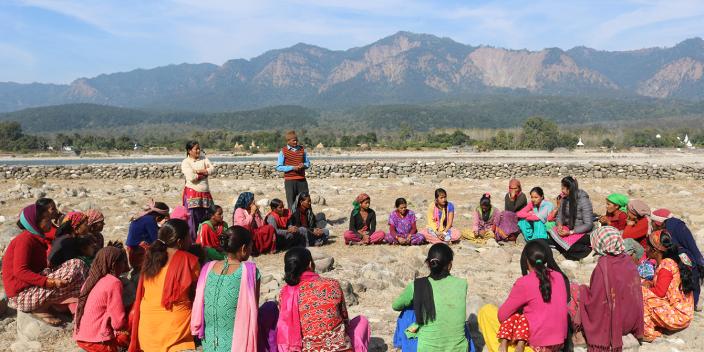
[2,173,703,352]
[2,197,370,351]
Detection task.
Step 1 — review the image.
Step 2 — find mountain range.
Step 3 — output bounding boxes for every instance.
[1,31,704,112]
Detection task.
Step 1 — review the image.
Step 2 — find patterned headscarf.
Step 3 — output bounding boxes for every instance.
[62,211,87,231]
[606,193,629,212]
[84,209,104,227]
[352,193,370,217]
[648,230,668,252]
[649,229,694,267]
[590,226,625,256]
[651,208,673,227]
[508,179,522,199]
[19,204,43,237]
[235,192,255,209]
[627,199,651,218]
[75,246,126,331]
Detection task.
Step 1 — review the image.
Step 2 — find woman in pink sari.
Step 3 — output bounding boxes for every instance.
[277,247,370,351]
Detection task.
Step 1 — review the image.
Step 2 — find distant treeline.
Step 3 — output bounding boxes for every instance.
[0,95,703,152]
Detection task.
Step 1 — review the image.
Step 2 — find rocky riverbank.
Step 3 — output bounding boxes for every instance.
[1,160,703,180]
[1,176,703,351]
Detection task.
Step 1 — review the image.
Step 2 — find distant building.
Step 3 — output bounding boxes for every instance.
[576,138,585,147]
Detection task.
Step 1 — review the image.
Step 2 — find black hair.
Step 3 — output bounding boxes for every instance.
[560,176,579,228]
[148,201,170,221]
[206,204,223,221]
[143,219,189,279]
[284,247,313,286]
[269,198,284,210]
[434,188,447,202]
[523,241,553,303]
[413,243,454,326]
[394,198,407,208]
[479,194,492,221]
[49,235,94,267]
[35,198,56,216]
[218,226,253,254]
[426,243,453,280]
[650,231,695,294]
[530,187,544,198]
[185,140,199,156]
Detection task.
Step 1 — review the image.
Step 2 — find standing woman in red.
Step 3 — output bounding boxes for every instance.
[181,140,215,243]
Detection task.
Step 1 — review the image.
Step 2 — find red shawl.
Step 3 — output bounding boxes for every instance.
[128,250,200,352]
[265,210,291,229]
[579,254,644,351]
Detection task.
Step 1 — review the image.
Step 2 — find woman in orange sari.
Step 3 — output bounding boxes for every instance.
[129,219,200,352]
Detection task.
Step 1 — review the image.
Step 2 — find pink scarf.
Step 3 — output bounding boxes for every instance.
[276,271,320,352]
[191,261,258,352]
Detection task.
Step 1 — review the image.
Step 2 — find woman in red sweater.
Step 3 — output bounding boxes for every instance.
[2,204,87,325]
[622,199,651,248]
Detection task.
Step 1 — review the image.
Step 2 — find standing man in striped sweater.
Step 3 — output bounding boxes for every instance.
[276,130,311,210]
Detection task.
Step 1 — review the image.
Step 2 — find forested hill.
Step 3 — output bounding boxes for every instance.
[0,104,319,133]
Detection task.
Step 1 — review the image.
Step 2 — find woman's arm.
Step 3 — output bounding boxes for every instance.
[497,279,529,322]
[13,236,48,288]
[181,159,199,183]
[234,208,253,227]
[391,282,414,311]
[572,193,594,234]
[108,279,127,331]
[204,157,215,175]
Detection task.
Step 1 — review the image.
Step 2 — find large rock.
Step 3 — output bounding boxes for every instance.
[315,257,335,273]
[12,311,65,352]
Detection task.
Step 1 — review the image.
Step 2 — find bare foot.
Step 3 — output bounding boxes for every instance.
[31,311,62,326]
[516,340,526,352]
[498,339,508,352]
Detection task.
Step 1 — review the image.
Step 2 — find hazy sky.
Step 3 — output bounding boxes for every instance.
[2,0,703,83]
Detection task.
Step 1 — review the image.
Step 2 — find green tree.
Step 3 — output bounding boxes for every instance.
[520,116,561,151]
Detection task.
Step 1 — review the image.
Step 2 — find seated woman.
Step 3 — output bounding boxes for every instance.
[516,187,555,242]
[85,209,106,250]
[597,194,628,231]
[392,243,472,352]
[191,226,261,352]
[641,230,695,342]
[624,238,655,280]
[622,199,651,248]
[548,176,594,260]
[37,197,61,248]
[344,193,385,245]
[289,192,330,247]
[651,208,704,307]
[265,198,308,250]
[73,246,130,352]
[126,201,170,272]
[574,227,644,351]
[420,188,461,244]
[129,219,200,352]
[463,193,499,244]
[196,205,229,261]
[48,212,92,268]
[277,247,370,351]
[478,241,568,352]
[500,179,527,237]
[233,192,276,255]
[2,204,88,325]
[386,198,424,246]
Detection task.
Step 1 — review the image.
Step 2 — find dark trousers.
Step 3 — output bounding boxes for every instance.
[549,233,592,261]
[284,179,309,210]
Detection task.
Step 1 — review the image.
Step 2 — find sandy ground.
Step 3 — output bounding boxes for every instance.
[1,174,704,351]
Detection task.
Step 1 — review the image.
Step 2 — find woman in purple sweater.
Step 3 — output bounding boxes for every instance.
[478,240,568,352]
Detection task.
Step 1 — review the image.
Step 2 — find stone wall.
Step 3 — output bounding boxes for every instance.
[0,161,702,180]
